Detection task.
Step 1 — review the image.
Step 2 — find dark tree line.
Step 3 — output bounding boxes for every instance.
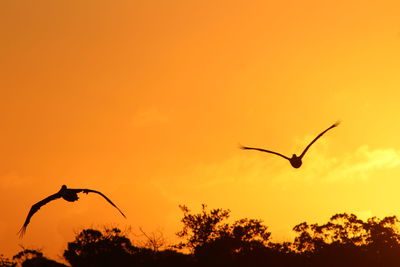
[4,205,400,267]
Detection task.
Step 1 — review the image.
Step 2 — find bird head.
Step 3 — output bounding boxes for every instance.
[61,185,67,190]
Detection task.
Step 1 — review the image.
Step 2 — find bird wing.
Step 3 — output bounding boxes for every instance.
[240,145,290,160]
[299,121,340,159]
[18,192,62,238]
[75,189,126,218]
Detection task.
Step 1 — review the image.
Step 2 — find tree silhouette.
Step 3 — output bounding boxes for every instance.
[63,228,137,267]
[0,254,16,267]
[363,216,400,266]
[12,249,67,267]
[137,227,167,252]
[176,204,231,251]
[292,213,400,267]
[176,204,272,266]
[63,227,191,267]
[6,205,400,267]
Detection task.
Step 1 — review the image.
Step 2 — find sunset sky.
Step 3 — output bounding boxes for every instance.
[2,0,400,259]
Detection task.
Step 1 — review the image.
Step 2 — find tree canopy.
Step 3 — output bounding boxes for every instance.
[5,205,400,267]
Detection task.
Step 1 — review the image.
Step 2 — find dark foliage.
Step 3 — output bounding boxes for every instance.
[0,254,16,267]
[64,228,138,267]
[21,257,68,267]
[63,227,191,267]
[176,204,273,266]
[291,213,400,267]
[10,249,68,267]
[5,205,400,266]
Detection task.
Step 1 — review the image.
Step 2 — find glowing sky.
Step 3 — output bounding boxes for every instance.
[1,0,400,259]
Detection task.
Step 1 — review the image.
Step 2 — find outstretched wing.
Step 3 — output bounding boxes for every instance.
[240,145,290,160]
[77,189,126,218]
[299,121,340,159]
[18,193,62,238]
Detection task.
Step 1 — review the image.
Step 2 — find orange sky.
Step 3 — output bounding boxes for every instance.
[1,0,400,259]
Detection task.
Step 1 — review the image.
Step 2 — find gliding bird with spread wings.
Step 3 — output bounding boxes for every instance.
[18,185,126,237]
[241,121,340,168]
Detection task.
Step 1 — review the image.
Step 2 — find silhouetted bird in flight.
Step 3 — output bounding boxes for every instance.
[240,121,340,168]
[18,185,126,237]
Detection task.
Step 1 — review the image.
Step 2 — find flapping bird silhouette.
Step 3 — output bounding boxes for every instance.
[18,185,126,237]
[240,121,340,168]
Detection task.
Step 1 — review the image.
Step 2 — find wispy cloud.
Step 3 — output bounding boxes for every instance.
[324,145,400,182]
[150,142,400,246]
[160,141,400,194]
